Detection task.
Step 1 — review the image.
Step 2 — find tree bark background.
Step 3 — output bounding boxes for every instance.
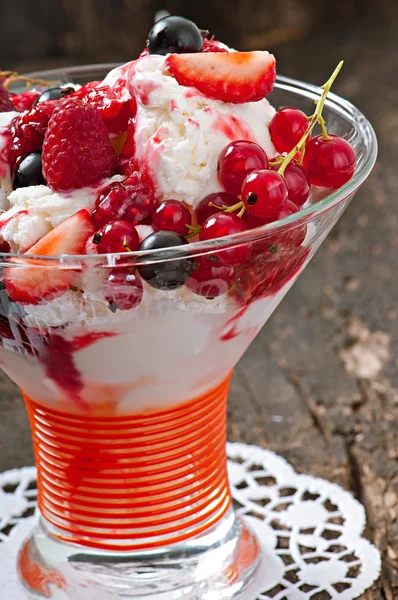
[0,0,397,68]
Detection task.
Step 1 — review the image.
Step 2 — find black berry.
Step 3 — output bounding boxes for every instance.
[138,230,193,290]
[13,152,45,189]
[34,84,79,105]
[147,16,203,55]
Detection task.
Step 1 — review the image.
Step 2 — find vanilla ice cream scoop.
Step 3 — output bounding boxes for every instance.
[129,54,277,207]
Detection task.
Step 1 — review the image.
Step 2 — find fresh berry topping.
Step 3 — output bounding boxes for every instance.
[34,85,78,105]
[269,108,309,154]
[93,220,139,254]
[91,172,154,228]
[279,200,307,242]
[187,256,234,298]
[0,81,14,112]
[199,213,251,267]
[266,200,307,249]
[202,38,228,53]
[218,141,268,196]
[234,244,310,305]
[10,90,40,111]
[115,119,136,175]
[11,101,55,161]
[303,134,356,189]
[13,152,45,189]
[104,269,143,311]
[152,200,191,236]
[4,209,94,305]
[245,198,303,231]
[282,162,311,206]
[138,230,193,290]
[147,16,204,55]
[242,169,287,219]
[73,80,137,135]
[166,51,276,103]
[195,192,239,225]
[42,99,116,192]
[271,160,310,206]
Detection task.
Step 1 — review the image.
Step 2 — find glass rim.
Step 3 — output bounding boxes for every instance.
[2,64,378,267]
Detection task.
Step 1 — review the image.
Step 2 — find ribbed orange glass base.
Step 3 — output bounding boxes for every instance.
[22,376,232,552]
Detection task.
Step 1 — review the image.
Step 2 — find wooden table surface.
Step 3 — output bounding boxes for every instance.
[0,22,397,600]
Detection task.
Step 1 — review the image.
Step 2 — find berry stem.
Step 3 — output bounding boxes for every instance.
[278,60,344,177]
[2,72,58,91]
[319,116,330,141]
[269,156,284,167]
[237,205,246,218]
[186,224,201,236]
[223,200,244,213]
[208,201,226,211]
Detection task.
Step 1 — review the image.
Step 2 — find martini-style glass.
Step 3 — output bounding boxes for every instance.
[0,66,377,599]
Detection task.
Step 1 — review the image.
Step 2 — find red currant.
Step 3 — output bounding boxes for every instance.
[152,200,191,236]
[199,213,251,267]
[105,270,143,311]
[245,199,306,246]
[218,141,268,196]
[282,162,311,206]
[273,199,307,247]
[269,107,309,154]
[94,220,140,254]
[242,169,288,219]
[91,172,154,228]
[195,192,239,226]
[187,257,235,298]
[303,134,356,189]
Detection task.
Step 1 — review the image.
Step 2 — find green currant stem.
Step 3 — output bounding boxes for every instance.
[269,156,284,167]
[319,116,330,141]
[208,202,226,211]
[237,205,246,218]
[278,60,344,177]
[223,200,244,213]
[186,224,201,234]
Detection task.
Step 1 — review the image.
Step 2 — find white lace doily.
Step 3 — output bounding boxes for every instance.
[0,443,381,600]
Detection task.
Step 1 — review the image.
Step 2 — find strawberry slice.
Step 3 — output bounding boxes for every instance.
[5,209,94,305]
[166,51,276,103]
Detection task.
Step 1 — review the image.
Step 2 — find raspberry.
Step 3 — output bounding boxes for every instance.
[0,82,14,112]
[10,90,40,112]
[42,99,116,192]
[73,79,137,135]
[11,101,55,162]
[91,171,154,228]
[115,119,136,175]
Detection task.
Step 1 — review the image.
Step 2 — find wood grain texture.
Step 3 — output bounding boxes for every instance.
[0,7,397,599]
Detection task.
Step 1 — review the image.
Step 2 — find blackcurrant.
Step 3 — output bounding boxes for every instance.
[147,16,204,55]
[138,230,193,290]
[34,84,79,105]
[13,152,46,189]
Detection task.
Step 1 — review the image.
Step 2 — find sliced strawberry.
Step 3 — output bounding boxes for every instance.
[5,209,94,305]
[166,51,276,103]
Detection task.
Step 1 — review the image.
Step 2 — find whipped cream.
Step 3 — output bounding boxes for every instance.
[0,175,124,251]
[130,55,277,206]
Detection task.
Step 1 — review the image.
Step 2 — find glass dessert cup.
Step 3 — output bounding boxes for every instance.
[1,66,377,600]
